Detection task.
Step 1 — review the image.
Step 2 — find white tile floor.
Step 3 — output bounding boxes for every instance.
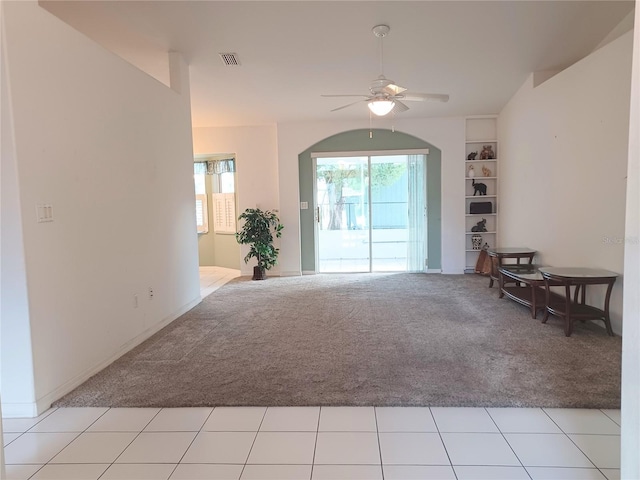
[199,266,240,299]
[3,406,621,480]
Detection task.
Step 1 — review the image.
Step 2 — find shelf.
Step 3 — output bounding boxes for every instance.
[465,117,497,274]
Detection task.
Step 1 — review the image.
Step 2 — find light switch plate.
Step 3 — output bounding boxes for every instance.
[300,201,309,210]
[36,204,54,223]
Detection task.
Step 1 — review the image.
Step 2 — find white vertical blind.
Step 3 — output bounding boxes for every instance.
[194,162,208,233]
[407,154,426,272]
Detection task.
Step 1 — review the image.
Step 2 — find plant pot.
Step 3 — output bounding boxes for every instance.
[252,266,266,280]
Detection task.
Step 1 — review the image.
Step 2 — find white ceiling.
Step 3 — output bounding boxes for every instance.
[42,1,634,128]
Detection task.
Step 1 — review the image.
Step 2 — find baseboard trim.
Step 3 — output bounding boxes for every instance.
[30,296,202,417]
[302,271,316,275]
[280,270,302,277]
[425,269,442,273]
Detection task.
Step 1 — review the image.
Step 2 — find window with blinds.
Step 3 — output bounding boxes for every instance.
[194,157,237,235]
[213,193,236,234]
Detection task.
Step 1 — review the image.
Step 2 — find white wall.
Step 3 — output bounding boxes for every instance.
[1,1,200,416]
[1,5,37,413]
[497,31,633,334]
[192,125,279,276]
[1,5,17,473]
[621,3,640,477]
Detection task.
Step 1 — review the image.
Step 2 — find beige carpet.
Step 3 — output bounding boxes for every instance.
[54,273,621,408]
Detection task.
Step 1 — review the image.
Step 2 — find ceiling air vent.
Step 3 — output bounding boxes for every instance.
[219,53,241,66]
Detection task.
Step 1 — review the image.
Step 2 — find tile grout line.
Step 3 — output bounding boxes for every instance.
[95,407,165,479]
[564,433,612,472]
[540,408,603,470]
[29,407,111,480]
[483,407,533,480]
[599,408,622,427]
[374,407,384,480]
[40,407,112,472]
[310,407,322,480]
[238,406,269,480]
[430,407,458,480]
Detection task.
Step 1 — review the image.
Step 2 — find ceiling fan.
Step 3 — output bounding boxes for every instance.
[322,25,449,116]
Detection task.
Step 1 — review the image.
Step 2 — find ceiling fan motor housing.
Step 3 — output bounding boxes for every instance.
[370,75,393,94]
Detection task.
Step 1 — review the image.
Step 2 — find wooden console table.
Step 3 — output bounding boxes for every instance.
[539,267,618,337]
[487,247,536,288]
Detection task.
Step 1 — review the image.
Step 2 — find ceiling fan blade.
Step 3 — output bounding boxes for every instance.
[383,83,407,96]
[402,93,450,103]
[392,100,409,113]
[330,99,367,112]
[321,94,369,98]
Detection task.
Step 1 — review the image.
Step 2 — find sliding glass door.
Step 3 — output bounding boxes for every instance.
[314,152,426,273]
[316,156,370,272]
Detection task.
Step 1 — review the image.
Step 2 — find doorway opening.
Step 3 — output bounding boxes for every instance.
[313,150,428,273]
[193,154,241,295]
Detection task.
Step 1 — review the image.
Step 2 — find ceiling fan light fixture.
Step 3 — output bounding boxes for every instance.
[368,99,395,116]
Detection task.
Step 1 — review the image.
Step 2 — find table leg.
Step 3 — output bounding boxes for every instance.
[603,280,615,336]
[542,309,549,324]
[564,317,574,337]
[530,285,537,319]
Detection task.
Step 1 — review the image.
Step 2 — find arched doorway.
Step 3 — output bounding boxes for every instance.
[298,129,442,274]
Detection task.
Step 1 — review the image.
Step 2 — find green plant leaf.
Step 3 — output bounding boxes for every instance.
[235,208,284,270]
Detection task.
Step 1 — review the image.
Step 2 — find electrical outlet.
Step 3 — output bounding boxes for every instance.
[133,294,139,308]
[149,287,154,300]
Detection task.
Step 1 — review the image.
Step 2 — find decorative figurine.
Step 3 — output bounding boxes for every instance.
[472,179,487,196]
[467,165,476,178]
[482,242,491,250]
[471,218,488,232]
[482,165,492,177]
[467,151,478,161]
[479,145,495,160]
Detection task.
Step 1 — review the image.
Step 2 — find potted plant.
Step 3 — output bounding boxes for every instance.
[235,208,284,280]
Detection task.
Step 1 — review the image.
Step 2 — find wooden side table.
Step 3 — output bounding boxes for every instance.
[539,267,618,337]
[487,247,536,288]
[498,265,545,318]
